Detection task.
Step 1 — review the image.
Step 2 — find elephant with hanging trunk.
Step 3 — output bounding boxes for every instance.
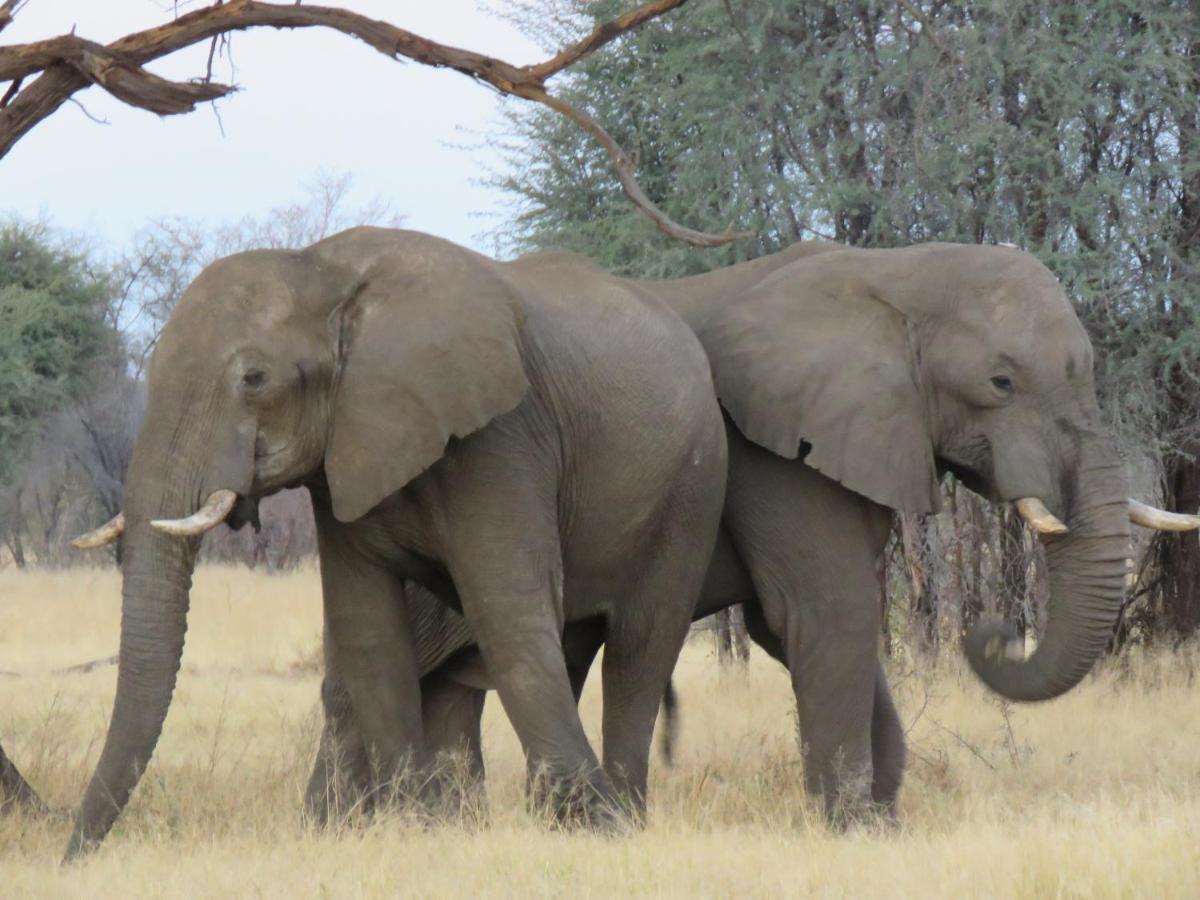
[305,239,1198,826]
[63,226,728,859]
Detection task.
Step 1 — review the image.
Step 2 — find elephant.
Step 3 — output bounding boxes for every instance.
[308,239,1197,826]
[63,226,728,859]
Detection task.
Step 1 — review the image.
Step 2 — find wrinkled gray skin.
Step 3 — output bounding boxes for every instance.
[64,227,727,859]
[312,241,1130,824]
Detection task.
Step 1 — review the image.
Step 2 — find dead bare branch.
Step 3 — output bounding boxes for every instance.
[525,0,687,81]
[0,1,23,38]
[533,87,756,247]
[0,0,748,247]
[53,655,119,675]
[67,96,110,126]
[73,41,234,115]
[930,718,997,772]
[0,73,19,108]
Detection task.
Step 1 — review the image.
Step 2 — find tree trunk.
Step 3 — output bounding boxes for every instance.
[1159,440,1200,639]
[999,507,1030,641]
[6,527,26,568]
[900,513,938,654]
[1156,18,1200,642]
[960,492,985,639]
[879,542,893,656]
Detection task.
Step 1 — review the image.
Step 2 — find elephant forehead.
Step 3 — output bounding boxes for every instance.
[180,252,297,312]
[181,251,353,323]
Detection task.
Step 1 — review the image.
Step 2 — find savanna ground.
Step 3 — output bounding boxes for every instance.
[1,567,1198,898]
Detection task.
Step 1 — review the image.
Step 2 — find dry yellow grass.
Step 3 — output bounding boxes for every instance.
[1,565,1199,898]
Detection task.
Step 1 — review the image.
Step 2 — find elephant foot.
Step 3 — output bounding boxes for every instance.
[528,764,632,835]
[811,758,889,832]
[821,780,901,833]
[302,763,375,830]
[825,797,899,832]
[423,751,489,828]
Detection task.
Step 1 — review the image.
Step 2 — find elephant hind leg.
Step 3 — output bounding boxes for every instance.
[0,742,46,815]
[599,514,718,819]
[870,661,906,815]
[422,673,488,822]
[304,668,374,827]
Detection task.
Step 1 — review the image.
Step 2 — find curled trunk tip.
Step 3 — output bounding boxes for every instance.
[967,449,1129,703]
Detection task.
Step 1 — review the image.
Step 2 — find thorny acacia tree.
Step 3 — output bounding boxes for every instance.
[492,0,1200,645]
[0,0,749,247]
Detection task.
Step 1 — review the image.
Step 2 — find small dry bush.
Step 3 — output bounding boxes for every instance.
[1,566,1198,898]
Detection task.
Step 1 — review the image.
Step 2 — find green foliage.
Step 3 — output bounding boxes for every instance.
[0,223,111,482]
[494,1,1200,635]
[493,0,1200,426]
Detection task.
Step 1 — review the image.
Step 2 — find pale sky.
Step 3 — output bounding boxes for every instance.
[0,1,547,255]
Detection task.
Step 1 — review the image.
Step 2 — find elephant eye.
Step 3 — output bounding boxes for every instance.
[242,368,267,389]
[990,375,1014,394]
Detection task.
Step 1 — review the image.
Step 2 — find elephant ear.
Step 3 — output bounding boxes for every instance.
[324,255,530,522]
[703,258,941,513]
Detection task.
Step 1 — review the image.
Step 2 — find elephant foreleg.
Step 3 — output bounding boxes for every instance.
[744,572,905,817]
[724,435,894,825]
[446,537,619,830]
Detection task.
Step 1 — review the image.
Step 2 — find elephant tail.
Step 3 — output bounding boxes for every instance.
[658,678,680,767]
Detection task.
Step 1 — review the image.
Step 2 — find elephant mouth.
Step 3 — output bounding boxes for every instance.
[226,495,261,531]
[252,443,298,492]
[254,442,288,462]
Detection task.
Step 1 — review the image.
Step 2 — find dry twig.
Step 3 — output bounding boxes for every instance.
[52,655,119,675]
[0,0,751,247]
[930,718,997,772]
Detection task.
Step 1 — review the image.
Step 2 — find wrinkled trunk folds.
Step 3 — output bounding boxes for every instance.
[965,436,1129,701]
[64,517,198,860]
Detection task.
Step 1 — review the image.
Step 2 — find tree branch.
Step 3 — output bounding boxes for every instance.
[894,0,949,56]
[532,87,755,247]
[0,0,748,246]
[0,1,23,38]
[525,0,688,81]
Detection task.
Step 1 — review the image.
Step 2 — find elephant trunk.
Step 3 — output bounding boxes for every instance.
[64,482,201,861]
[965,435,1130,701]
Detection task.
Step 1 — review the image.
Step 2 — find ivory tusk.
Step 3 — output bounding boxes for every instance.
[1015,497,1069,535]
[70,513,125,549]
[151,490,238,537]
[1128,498,1200,532]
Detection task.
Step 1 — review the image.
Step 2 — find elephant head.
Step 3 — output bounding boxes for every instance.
[64,228,530,858]
[698,243,1185,702]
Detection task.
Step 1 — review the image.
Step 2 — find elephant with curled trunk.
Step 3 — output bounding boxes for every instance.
[64,227,727,859]
[309,240,1196,825]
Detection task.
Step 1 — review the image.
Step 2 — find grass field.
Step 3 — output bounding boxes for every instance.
[1,566,1198,898]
